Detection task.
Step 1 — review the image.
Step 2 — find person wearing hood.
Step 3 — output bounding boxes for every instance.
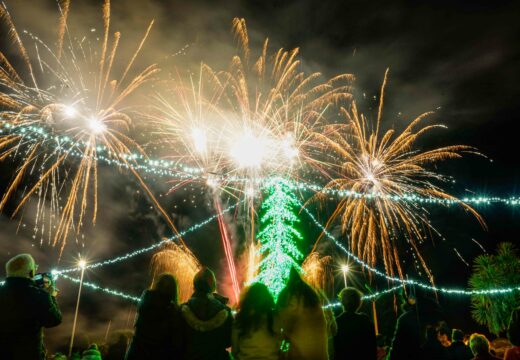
[180,267,233,360]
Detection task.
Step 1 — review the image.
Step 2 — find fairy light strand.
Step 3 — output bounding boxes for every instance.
[59,274,140,302]
[301,205,520,296]
[55,200,243,274]
[2,123,519,206]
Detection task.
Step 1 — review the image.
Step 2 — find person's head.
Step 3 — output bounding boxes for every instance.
[277,267,320,309]
[193,267,216,294]
[452,329,464,343]
[508,307,520,346]
[469,333,490,356]
[338,287,362,313]
[236,283,275,336]
[152,273,178,303]
[6,253,37,279]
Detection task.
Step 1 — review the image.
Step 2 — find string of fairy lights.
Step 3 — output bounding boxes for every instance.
[301,205,520,296]
[2,123,520,302]
[2,123,519,206]
[54,200,243,275]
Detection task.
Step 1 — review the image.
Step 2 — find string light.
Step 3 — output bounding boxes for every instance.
[55,200,243,274]
[56,273,403,306]
[323,285,406,309]
[59,274,140,302]
[2,123,519,207]
[255,177,304,298]
[301,205,520,296]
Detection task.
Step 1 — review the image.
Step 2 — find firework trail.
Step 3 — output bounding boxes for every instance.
[214,195,240,304]
[150,242,201,302]
[311,69,485,282]
[302,252,333,294]
[0,0,178,250]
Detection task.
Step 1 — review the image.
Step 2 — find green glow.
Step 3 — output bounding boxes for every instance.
[255,177,303,298]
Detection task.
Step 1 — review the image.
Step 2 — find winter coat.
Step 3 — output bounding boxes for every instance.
[126,290,183,360]
[180,292,233,360]
[0,277,62,360]
[231,316,280,360]
[277,295,329,360]
[333,311,377,360]
[448,341,474,360]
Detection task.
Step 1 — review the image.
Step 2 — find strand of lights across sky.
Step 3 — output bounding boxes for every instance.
[2,123,519,207]
[323,285,407,310]
[57,272,404,305]
[301,205,520,296]
[59,274,140,303]
[55,200,243,274]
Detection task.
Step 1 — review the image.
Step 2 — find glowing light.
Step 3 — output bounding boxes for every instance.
[63,106,77,118]
[191,127,207,154]
[255,178,303,299]
[88,118,106,134]
[78,260,87,269]
[281,133,299,161]
[341,264,350,273]
[206,175,220,188]
[229,131,269,168]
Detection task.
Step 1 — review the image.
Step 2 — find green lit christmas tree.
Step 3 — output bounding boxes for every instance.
[255,178,303,298]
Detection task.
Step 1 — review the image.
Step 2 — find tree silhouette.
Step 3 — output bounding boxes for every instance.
[469,242,520,335]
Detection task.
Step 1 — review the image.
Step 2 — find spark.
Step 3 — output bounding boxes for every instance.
[229,131,270,168]
[150,242,201,303]
[311,69,485,282]
[0,0,178,251]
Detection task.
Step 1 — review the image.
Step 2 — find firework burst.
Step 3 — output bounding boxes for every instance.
[0,0,176,251]
[150,242,201,302]
[312,69,485,282]
[151,18,353,201]
[302,251,333,294]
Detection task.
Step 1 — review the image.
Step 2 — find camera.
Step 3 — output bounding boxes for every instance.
[33,272,55,289]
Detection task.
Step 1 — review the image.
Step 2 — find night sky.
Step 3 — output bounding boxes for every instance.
[1,0,519,353]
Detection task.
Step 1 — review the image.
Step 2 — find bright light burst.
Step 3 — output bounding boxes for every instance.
[312,69,486,282]
[302,252,333,293]
[150,242,201,303]
[150,18,353,201]
[0,0,171,251]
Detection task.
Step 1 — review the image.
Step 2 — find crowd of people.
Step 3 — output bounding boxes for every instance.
[1,253,520,360]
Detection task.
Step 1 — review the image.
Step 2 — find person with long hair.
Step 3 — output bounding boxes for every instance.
[126,273,183,359]
[276,268,329,360]
[232,283,280,360]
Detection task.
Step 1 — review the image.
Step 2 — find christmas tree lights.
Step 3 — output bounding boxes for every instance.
[255,178,304,298]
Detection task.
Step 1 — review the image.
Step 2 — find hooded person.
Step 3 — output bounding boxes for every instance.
[180,267,233,360]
